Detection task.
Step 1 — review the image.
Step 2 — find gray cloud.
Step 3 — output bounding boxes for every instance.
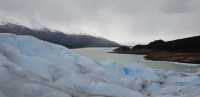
[0,0,200,44]
[161,0,190,13]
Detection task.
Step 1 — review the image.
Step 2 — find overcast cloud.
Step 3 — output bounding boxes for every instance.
[0,0,200,44]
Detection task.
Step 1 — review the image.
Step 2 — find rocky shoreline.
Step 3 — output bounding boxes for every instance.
[145,51,200,64]
[112,35,200,64]
[112,47,200,64]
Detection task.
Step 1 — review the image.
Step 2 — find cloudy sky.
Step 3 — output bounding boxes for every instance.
[0,0,200,44]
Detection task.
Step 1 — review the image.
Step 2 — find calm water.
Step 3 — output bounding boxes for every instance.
[71,47,200,72]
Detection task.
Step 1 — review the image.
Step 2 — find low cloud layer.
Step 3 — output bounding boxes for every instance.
[0,0,200,44]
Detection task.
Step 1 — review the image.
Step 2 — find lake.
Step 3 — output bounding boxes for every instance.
[71,47,200,72]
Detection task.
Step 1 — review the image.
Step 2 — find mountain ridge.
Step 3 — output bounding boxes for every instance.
[113,35,200,64]
[0,23,120,48]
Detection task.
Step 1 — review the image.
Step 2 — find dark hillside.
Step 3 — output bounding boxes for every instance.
[113,35,200,64]
[0,23,120,48]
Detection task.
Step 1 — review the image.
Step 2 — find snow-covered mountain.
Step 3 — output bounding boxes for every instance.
[0,33,199,97]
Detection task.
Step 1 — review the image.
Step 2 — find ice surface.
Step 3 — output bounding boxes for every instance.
[0,33,199,97]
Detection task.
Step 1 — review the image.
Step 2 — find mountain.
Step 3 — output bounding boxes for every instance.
[0,23,120,48]
[132,36,200,52]
[113,36,200,64]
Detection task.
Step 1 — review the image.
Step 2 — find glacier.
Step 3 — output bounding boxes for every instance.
[0,33,199,97]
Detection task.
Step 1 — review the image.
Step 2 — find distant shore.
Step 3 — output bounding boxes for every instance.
[112,35,200,64]
[144,51,200,64]
[112,48,200,64]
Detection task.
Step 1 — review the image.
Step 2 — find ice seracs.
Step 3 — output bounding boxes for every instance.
[0,33,199,97]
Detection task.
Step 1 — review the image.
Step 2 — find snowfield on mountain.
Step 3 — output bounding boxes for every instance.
[0,33,199,97]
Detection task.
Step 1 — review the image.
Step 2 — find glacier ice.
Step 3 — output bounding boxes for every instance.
[0,33,199,97]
